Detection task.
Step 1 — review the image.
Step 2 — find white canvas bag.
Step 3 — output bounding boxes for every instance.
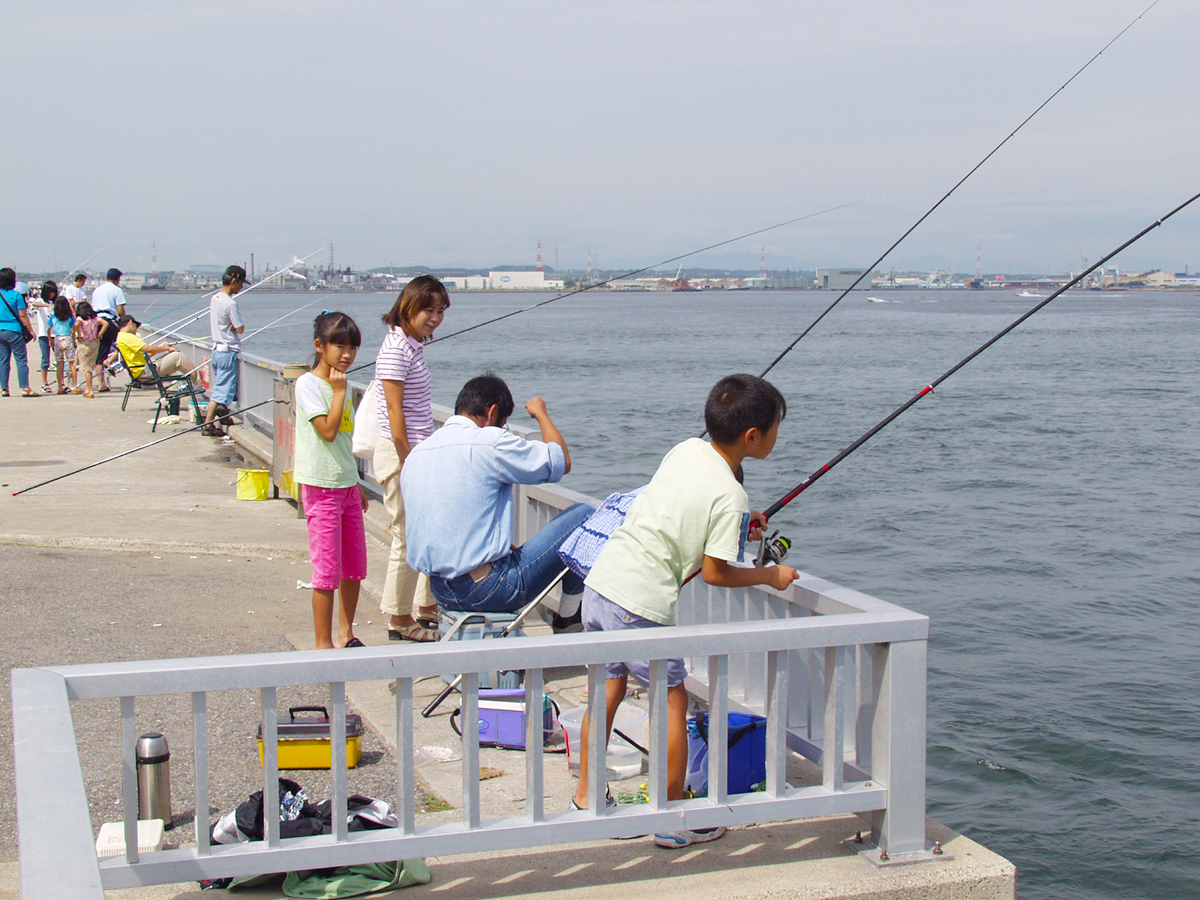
[351,379,382,459]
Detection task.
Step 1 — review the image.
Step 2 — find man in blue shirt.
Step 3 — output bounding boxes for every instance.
[401,373,593,619]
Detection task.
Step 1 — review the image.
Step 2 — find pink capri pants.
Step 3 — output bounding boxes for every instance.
[301,484,367,591]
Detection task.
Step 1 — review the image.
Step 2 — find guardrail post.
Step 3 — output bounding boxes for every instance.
[12,668,105,899]
[869,639,927,855]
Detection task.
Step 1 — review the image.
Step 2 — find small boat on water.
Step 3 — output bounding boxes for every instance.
[1016,290,1046,298]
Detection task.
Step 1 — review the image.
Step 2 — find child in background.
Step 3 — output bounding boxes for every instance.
[72,301,106,398]
[571,373,799,849]
[374,275,449,642]
[50,295,77,394]
[294,312,369,650]
[27,282,54,393]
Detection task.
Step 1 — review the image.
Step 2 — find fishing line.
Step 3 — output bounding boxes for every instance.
[11,397,285,496]
[761,190,1200,522]
[754,0,1163,382]
[141,247,326,326]
[343,196,877,378]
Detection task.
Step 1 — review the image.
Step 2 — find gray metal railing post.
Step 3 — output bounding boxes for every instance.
[869,639,928,855]
[12,668,105,899]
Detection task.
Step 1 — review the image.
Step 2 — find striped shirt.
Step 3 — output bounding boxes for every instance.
[374,328,434,444]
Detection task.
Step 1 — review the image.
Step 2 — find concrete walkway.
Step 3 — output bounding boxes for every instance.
[0,387,1015,899]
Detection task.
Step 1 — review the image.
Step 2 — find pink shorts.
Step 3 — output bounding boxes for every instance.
[301,484,367,591]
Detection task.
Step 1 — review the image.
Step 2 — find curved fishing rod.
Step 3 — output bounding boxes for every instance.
[142,247,326,326]
[761,190,1200,522]
[343,195,876,378]
[11,397,284,496]
[754,0,1163,382]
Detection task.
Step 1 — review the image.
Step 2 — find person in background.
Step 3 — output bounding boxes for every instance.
[50,292,77,394]
[90,268,126,392]
[201,265,246,438]
[63,273,87,313]
[72,301,106,398]
[294,311,368,650]
[26,282,53,393]
[0,268,36,397]
[373,275,449,642]
[114,315,202,388]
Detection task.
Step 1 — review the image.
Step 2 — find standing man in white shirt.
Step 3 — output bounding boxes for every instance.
[201,265,246,437]
[63,273,88,313]
[90,268,126,392]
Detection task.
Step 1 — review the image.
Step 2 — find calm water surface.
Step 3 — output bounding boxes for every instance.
[151,288,1200,900]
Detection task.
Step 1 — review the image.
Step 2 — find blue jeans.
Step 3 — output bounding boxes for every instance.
[431,502,595,613]
[0,329,30,391]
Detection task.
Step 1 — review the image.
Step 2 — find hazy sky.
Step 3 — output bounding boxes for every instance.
[6,1,1198,276]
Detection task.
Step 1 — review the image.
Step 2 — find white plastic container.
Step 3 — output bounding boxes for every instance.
[560,704,647,780]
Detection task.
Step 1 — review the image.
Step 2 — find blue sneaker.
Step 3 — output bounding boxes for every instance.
[653,826,726,849]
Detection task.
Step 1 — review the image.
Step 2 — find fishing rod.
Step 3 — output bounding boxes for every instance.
[142,247,325,326]
[344,195,876,378]
[761,190,1200,523]
[753,0,1163,383]
[59,248,104,285]
[11,397,284,496]
[240,296,331,342]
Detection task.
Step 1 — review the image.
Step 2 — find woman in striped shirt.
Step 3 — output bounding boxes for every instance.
[373,276,450,642]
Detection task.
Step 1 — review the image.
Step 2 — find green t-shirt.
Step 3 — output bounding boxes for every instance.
[585,438,751,625]
[294,372,358,488]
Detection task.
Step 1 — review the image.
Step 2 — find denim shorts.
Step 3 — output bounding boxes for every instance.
[581,586,685,687]
[209,350,239,405]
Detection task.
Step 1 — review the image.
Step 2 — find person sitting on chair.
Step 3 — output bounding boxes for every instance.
[114,315,202,390]
[401,373,594,627]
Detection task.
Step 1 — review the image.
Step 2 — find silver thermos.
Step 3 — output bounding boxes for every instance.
[136,732,172,828]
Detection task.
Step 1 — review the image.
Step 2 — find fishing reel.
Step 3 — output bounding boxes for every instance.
[754,529,791,567]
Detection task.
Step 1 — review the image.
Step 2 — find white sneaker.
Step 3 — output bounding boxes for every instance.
[653,826,726,849]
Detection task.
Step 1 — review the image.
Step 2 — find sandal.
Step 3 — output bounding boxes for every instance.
[388,622,437,643]
[41,385,52,394]
[1,389,8,397]
[415,605,441,629]
[21,389,36,397]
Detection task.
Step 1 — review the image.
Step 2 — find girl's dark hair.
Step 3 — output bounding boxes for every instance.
[42,280,58,301]
[53,297,72,322]
[0,268,15,291]
[381,275,449,338]
[75,300,97,320]
[705,374,787,444]
[311,311,361,368]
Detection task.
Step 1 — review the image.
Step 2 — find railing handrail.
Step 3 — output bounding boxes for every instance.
[46,609,926,699]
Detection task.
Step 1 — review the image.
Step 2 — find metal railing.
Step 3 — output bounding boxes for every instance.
[12,562,927,897]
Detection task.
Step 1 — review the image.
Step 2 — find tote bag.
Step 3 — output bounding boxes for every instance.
[351,380,382,460]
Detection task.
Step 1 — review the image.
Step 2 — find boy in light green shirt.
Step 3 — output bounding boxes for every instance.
[573,374,799,848]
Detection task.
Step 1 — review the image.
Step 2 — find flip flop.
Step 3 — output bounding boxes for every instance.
[343,638,366,648]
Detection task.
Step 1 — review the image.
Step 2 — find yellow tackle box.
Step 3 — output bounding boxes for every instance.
[257,705,364,770]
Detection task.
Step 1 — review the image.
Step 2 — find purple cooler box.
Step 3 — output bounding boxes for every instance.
[452,689,557,750]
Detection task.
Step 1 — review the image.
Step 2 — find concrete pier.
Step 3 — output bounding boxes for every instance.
[0,388,1015,899]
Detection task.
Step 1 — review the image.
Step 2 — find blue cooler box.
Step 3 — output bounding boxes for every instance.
[686,711,767,795]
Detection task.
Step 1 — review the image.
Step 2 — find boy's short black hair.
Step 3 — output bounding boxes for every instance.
[455,373,515,422]
[705,374,786,444]
[0,268,15,291]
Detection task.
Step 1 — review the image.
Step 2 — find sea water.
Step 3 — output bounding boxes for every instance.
[149,288,1200,900]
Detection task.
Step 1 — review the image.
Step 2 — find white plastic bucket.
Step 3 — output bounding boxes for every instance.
[560,704,647,780]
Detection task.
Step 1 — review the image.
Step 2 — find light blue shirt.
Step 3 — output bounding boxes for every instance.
[402,415,567,578]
